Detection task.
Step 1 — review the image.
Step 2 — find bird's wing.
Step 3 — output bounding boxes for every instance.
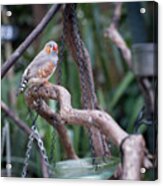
[23,51,59,80]
[22,51,49,80]
[17,52,49,94]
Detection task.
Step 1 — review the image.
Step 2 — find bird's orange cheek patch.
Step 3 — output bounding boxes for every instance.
[45,46,51,54]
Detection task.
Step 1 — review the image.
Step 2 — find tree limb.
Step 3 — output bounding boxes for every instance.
[1,101,32,135]
[1,100,49,177]
[1,100,78,160]
[121,135,145,180]
[1,4,61,79]
[24,81,148,180]
[104,3,132,68]
[25,82,128,146]
[104,2,154,113]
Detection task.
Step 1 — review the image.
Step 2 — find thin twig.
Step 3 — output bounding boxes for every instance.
[104,2,154,113]
[104,3,132,68]
[1,4,61,78]
[1,101,49,177]
[111,2,123,28]
[1,101,32,135]
[104,1,155,115]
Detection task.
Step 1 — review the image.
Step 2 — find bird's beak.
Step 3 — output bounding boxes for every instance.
[53,45,58,54]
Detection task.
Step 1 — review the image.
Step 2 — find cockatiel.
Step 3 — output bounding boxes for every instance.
[18,41,59,95]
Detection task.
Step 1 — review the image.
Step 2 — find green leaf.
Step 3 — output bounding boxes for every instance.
[53,157,120,179]
[109,72,134,110]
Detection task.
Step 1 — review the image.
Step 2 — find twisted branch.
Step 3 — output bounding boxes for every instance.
[24,81,147,180]
[1,100,78,160]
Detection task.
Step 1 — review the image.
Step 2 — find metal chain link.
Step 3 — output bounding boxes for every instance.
[33,125,52,177]
[66,4,97,166]
[56,5,67,86]
[49,129,57,164]
[22,114,52,177]
[74,7,110,160]
[69,4,89,109]
[49,127,58,177]
[48,6,67,175]
[21,114,38,177]
[21,127,35,177]
[101,134,111,162]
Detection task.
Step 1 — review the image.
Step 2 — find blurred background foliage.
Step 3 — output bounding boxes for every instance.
[1,2,155,180]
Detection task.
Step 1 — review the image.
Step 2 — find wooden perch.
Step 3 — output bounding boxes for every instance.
[26,82,78,160]
[24,81,148,180]
[25,82,128,146]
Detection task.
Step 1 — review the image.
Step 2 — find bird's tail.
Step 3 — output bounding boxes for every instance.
[16,78,28,96]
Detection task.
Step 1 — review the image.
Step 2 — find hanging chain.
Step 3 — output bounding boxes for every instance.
[56,5,67,85]
[66,4,98,166]
[67,4,88,109]
[21,114,38,177]
[134,79,157,133]
[73,5,110,161]
[56,32,64,85]
[21,126,35,177]
[33,125,51,177]
[22,114,51,177]
[48,6,67,173]
[49,126,58,177]
[49,129,57,164]
[101,134,111,162]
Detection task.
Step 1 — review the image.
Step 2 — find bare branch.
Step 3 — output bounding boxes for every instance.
[1,4,61,78]
[25,82,149,180]
[121,135,145,180]
[104,3,154,179]
[1,101,32,135]
[1,100,78,160]
[111,2,123,28]
[26,83,78,159]
[104,3,132,68]
[25,82,128,146]
[104,2,154,113]
[1,101,49,177]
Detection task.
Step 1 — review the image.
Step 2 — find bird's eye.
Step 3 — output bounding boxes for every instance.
[49,44,52,48]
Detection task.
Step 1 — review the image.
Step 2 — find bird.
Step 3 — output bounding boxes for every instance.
[17,40,59,95]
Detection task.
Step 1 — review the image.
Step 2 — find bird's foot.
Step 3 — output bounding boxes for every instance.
[33,98,42,110]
